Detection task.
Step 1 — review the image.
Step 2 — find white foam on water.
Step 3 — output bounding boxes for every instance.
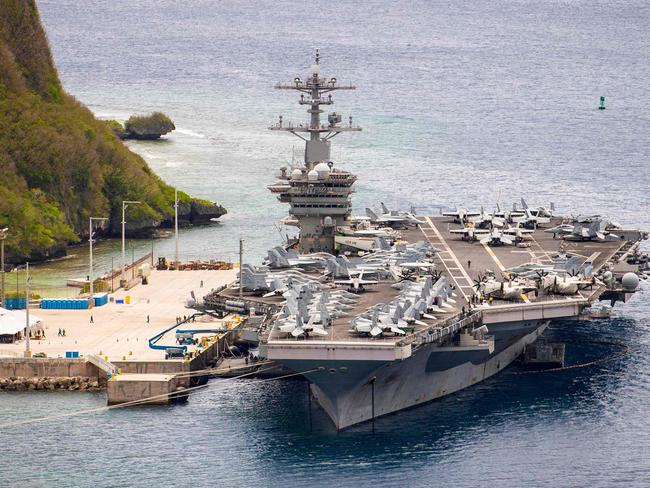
[174,127,207,138]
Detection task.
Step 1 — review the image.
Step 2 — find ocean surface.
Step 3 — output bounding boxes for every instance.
[2,0,649,486]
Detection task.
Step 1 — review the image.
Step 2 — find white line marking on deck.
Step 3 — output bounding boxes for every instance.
[422,218,474,301]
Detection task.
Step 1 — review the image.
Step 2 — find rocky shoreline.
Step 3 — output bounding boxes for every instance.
[0,376,104,392]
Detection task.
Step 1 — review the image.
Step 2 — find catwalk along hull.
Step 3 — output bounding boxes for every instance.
[276,320,549,430]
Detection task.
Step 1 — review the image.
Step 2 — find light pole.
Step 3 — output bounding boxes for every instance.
[121,200,141,286]
[24,262,31,358]
[89,217,108,307]
[0,227,7,308]
[174,190,179,269]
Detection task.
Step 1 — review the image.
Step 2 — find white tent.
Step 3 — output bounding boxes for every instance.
[0,307,43,337]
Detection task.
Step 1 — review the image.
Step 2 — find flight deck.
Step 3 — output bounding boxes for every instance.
[212,214,644,350]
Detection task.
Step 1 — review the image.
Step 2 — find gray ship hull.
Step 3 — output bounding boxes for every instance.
[278,319,549,430]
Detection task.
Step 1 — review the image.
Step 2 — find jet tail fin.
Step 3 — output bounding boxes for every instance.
[267,249,289,268]
[366,208,379,220]
[375,237,391,251]
[380,202,389,214]
[521,198,528,209]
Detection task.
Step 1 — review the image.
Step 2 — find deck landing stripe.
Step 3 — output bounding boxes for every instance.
[422,218,474,301]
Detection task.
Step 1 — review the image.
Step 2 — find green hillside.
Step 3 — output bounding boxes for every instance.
[0,0,225,262]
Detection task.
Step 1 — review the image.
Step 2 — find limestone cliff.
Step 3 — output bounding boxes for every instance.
[0,0,226,262]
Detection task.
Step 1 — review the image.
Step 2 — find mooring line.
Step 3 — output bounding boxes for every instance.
[0,365,320,429]
[512,341,631,375]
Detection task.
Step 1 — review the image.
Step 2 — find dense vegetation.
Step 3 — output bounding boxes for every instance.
[123,112,176,140]
[0,0,224,262]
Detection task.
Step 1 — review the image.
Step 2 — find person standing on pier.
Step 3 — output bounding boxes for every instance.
[90,315,94,324]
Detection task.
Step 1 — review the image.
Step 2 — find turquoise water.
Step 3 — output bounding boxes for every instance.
[2,0,649,485]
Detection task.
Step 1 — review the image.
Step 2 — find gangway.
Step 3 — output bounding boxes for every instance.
[87,354,117,376]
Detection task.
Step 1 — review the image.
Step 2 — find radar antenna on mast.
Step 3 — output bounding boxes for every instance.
[267,51,361,253]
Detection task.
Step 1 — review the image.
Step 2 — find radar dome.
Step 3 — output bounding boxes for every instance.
[622,272,639,290]
[291,168,302,179]
[308,169,319,181]
[314,162,331,178]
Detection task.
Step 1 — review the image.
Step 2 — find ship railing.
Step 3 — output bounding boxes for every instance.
[399,310,483,348]
[287,187,354,196]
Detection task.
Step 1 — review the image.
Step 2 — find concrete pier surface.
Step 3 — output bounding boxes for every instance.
[1,269,237,362]
[107,373,186,405]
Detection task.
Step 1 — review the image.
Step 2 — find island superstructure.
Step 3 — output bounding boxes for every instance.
[204,52,648,430]
[268,48,360,253]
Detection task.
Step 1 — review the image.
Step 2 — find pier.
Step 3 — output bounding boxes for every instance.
[0,267,239,404]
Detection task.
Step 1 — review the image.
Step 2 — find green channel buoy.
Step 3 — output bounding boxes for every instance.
[599,96,606,110]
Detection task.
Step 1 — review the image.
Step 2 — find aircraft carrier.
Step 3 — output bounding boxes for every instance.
[203,51,648,430]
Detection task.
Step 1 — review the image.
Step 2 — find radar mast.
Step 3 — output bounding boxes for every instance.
[268,51,361,253]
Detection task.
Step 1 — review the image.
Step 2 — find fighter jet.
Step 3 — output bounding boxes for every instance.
[479,229,515,246]
[276,289,332,337]
[469,207,506,229]
[505,253,593,280]
[561,220,621,242]
[502,224,535,241]
[442,207,481,224]
[277,313,329,337]
[494,202,526,224]
[450,225,490,242]
[265,246,326,269]
[544,223,575,238]
[351,308,406,337]
[517,208,551,229]
[520,198,555,218]
[365,203,424,228]
[334,269,379,292]
[324,255,388,279]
